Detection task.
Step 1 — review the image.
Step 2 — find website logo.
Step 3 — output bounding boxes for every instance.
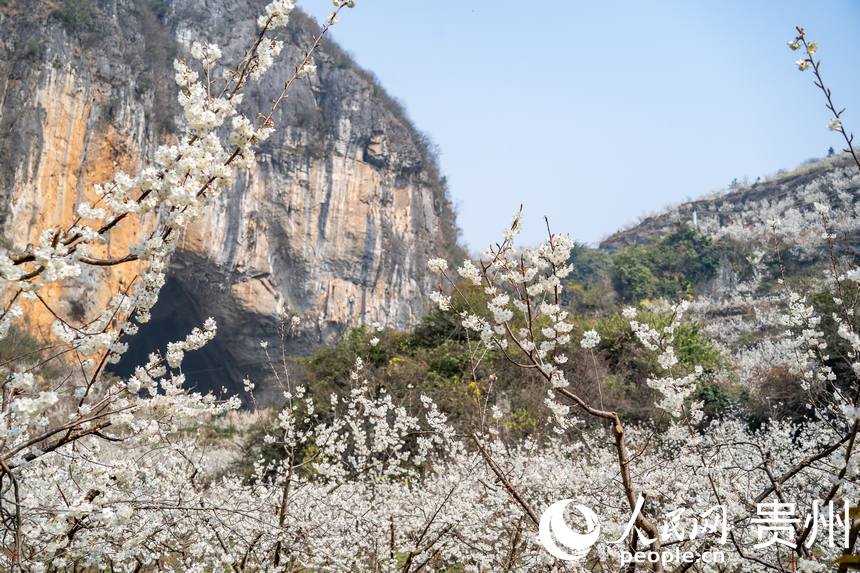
[538,499,601,561]
[538,496,852,566]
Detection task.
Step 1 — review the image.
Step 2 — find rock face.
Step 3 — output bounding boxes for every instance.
[0,0,459,395]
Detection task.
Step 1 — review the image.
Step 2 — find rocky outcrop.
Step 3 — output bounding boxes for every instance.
[0,0,460,395]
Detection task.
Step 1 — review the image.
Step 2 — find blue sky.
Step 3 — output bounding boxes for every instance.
[304,1,860,250]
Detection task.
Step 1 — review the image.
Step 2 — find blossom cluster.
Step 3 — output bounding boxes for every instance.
[429,211,576,389]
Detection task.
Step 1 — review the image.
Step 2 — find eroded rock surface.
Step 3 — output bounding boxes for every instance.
[0,0,460,394]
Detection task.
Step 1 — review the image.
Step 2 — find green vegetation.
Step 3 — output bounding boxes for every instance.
[0,327,44,366]
[148,0,170,21]
[56,0,96,31]
[0,327,63,381]
[278,227,761,439]
[564,227,734,314]
[299,311,491,430]
[290,298,733,437]
[21,37,44,61]
[610,227,724,302]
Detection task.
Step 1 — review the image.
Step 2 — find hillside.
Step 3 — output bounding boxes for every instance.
[570,154,859,304]
[603,154,860,255]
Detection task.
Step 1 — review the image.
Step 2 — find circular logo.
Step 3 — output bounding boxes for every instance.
[538,499,601,561]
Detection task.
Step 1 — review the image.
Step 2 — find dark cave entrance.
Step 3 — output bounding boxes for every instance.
[109,276,239,397]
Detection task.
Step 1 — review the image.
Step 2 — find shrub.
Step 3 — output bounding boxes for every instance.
[611,227,723,302]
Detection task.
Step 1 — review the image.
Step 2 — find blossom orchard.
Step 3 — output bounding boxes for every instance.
[0,5,859,571]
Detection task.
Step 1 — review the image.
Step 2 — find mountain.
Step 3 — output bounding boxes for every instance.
[0,0,460,396]
[603,154,860,258]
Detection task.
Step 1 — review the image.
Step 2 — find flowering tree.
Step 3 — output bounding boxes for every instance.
[0,6,859,572]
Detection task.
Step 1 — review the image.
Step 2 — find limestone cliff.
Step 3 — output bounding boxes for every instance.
[0,0,460,394]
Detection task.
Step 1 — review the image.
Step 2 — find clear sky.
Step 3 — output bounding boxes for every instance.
[304,1,860,250]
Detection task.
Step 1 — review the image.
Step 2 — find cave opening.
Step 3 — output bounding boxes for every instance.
[109,276,240,397]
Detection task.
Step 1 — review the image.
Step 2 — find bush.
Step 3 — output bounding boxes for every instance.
[611,248,660,302]
[611,227,723,302]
